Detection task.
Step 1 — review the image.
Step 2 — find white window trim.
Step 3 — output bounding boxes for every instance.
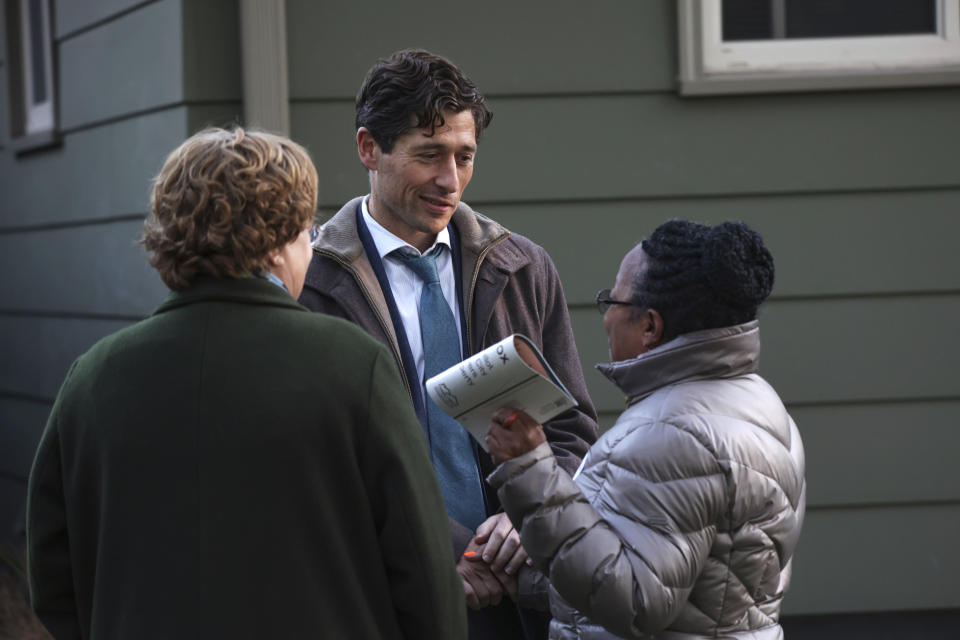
[19,0,55,135]
[679,0,960,95]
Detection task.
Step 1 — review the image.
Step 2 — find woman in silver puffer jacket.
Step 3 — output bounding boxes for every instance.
[485,220,805,639]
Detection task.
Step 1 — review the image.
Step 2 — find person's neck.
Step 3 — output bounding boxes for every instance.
[367,199,436,253]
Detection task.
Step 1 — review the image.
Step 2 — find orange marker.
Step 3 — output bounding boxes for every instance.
[503,411,520,429]
[463,551,477,558]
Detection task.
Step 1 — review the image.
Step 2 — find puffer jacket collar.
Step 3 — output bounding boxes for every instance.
[596,320,761,405]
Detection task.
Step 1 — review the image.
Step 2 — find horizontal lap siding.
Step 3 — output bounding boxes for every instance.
[293,90,960,208]
[790,401,960,506]
[0,221,166,317]
[571,294,960,408]
[786,504,960,614]
[758,296,960,403]
[0,396,52,541]
[0,107,194,227]
[481,191,960,304]
[59,0,186,130]
[0,0,241,544]
[286,0,674,98]
[53,0,158,39]
[0,315,134,400]
[0,398,55,478]
[477,92,960,200]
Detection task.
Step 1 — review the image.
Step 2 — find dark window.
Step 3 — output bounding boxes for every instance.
[723,0,775,40]
[785,0,935,38]
[723,0,936,42]
[3,0,58,149]
[27,0,48,104]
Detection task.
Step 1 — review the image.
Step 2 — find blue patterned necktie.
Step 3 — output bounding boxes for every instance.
[393,246,486,531]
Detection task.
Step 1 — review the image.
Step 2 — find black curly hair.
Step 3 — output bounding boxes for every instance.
[631,220,775,341]
[355,49,493,153]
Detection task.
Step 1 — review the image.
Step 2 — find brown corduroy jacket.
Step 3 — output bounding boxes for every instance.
[300,197,599,553]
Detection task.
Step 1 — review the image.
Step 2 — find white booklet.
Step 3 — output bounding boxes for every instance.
[425,334,577,451]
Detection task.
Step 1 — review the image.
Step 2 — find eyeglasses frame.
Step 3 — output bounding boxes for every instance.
[595,288,642,315]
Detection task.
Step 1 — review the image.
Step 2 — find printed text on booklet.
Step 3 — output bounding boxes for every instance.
[425,334,577,451]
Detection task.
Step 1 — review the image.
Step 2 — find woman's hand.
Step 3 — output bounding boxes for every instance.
[486,408,547,464]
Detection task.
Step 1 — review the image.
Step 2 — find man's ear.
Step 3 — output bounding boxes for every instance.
[357,127,380,171]
[267,247,283,268]
[640,308,665,349]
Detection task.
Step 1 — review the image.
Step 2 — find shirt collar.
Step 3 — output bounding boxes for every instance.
[361,195,451,258]
[254,269,288,291]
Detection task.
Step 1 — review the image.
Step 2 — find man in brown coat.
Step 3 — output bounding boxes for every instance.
[299,50,598,639]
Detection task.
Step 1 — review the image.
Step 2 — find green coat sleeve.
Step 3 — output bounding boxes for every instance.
[27,362,82,640]
[359,348,468,639]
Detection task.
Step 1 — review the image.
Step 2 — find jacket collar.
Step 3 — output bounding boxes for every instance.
[153,276,306,316]
[314,196,515,267]
[596,321,761,404]
[309,195,524,355]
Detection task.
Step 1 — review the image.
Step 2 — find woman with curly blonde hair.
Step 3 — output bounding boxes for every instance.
[142,127,318,295]
[27,128,466,639]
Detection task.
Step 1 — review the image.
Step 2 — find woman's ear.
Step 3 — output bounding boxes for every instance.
[267,247,284,268]
[641,308,665,348]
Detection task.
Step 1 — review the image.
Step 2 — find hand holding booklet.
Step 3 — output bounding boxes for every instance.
[425,334,577,451]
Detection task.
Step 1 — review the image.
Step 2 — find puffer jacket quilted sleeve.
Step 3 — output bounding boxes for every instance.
[489,324,805,639]
[490,419,727,638]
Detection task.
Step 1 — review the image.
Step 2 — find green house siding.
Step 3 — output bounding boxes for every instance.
[0,0,241,555]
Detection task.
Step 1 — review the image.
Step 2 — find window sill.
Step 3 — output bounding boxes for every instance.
[11,129,61,156]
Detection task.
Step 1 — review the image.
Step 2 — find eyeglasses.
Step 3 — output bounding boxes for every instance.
[595,288,641,315]
[309,225,322,246]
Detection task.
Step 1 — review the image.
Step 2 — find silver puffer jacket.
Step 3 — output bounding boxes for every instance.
[490,321,805,639]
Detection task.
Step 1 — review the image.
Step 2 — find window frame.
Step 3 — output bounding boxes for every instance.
[20,0,55,135]
[3,0,59,153]
[678,0,960,96]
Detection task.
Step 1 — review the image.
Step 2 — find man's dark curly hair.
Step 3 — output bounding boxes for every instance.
[632,220,775,341]
[355,49,493,153]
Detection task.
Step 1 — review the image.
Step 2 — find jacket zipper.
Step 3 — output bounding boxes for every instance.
[464,232,510,355]
[315,249,412,397]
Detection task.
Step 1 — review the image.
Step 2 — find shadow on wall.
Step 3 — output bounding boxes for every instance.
[0,546,51,639]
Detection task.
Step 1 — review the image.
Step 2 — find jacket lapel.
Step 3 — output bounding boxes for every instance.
[309,198,401,350]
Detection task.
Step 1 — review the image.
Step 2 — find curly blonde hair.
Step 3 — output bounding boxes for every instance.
[142,127,318,290]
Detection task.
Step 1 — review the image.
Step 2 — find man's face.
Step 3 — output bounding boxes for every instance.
[361,110,477,252]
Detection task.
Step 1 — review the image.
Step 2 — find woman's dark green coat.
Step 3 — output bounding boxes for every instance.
[27,276,466,639]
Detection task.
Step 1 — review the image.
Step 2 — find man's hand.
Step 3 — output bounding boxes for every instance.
[474,512,528,579]
[457,536,505,610]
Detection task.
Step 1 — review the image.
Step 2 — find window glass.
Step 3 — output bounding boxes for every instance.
[27,0,48,104]
[723,0,774,40]
[784,0,935,39]
[723,0,937,42]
